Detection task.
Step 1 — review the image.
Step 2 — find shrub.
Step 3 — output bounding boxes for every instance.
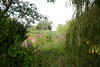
[8,42,35,67]
[0,13,28,66]
[0,39,43,67]
[0,40,35,67]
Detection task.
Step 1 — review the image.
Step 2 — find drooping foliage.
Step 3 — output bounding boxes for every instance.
[70,0,100,18]
[56,1,100,66]
[64,6,100,67]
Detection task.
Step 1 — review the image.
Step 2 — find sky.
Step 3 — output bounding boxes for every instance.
[23,0,74,31]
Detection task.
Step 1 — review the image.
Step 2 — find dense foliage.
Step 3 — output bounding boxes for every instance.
[57,6,100,67]
[0,0,100,67]
[0,0,41,24]
[0,13,28,66]
[61,1,100,66]
[27,29,67,67]
[1,41,35,67]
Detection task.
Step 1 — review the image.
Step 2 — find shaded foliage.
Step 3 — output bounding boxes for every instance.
[64,6,100,67]
[0,13,28,65]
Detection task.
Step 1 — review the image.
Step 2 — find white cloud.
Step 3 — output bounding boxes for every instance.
[23,0,74,31]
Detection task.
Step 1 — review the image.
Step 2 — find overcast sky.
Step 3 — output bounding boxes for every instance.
[23,0,74,31]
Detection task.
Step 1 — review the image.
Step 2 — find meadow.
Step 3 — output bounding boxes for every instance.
[23,28,68,67]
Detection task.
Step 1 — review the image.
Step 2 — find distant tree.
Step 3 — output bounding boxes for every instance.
[47,0,55,3]
[36,19,53,30]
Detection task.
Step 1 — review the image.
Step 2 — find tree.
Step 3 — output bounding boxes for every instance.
[0,0,41,24]
[47,0,55,3]
[0,0,56,24]
[47,0,100,18]
[36,19,53,30]
[68,0,100,18]
[0,0,13,14]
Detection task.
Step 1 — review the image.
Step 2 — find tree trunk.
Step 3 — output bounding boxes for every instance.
[3,0,12,14]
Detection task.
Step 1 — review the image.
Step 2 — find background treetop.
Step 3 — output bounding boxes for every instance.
[36,19,53,30]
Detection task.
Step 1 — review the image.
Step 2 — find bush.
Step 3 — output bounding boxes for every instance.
[0,39,42,67]
[0,15,27,48]
[0,14,28,66]
[0,40,35,67]
[8,42,35,67]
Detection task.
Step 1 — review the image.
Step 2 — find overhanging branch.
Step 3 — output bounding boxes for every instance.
[3,0,12,14]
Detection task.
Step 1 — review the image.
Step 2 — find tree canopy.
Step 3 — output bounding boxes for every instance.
[36,19,53,30]
[69,0,100,18]
[0,0,42,24]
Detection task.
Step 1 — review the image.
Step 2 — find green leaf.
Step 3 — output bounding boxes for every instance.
[30,4,32,6]
[97,48,100,55]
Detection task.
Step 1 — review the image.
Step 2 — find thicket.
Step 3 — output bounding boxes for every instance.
[66,6,100,67]
[0,14,27,50]
[57,6,100,67]
[0,13,34,66]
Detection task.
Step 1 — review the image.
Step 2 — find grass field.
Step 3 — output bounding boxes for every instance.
[23,29,68,67]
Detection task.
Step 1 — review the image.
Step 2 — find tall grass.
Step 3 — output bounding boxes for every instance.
[26,29,68,67]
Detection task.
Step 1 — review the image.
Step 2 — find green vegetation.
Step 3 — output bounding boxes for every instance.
[0,14,28,66]
[36,19,53,30]
[26,29,67,67]
[0,0,100,67]
[57,6,100,67]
